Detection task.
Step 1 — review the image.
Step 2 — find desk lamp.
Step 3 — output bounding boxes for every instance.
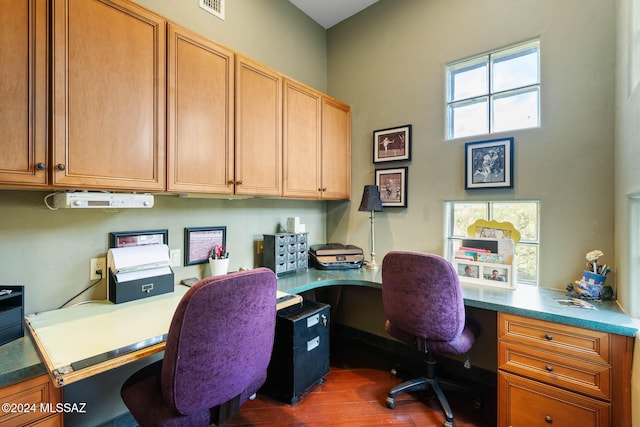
[358,185,383,270]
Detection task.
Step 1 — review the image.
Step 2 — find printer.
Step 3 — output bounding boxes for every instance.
[107,244,174,304]
[309,243,364,270]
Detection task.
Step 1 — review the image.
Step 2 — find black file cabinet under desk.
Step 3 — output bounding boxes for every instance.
[263,300,330,404]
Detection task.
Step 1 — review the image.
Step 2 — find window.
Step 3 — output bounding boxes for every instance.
[446,40,540,140]
[445,201,540,285]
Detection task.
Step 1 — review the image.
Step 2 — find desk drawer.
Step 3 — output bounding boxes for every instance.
[499,371,610,427]
[499,341,610,399]
[498,313,609,364]
[0,374,62,427]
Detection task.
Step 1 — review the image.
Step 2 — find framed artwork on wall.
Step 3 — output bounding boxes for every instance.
[373,124,412,163]
[184,226,226,265]
[465,137,514,189]
[109,229,168,248]
[375,167,408,208]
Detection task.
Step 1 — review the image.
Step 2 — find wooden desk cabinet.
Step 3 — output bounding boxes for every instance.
[498,313,633,427]
[0,374,63,427]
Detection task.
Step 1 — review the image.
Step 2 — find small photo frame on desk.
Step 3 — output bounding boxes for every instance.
[109,229,168,248]
[465,137,514,190]
[373,124,412,163]
[375,167,408,208]
[184,226,226,265]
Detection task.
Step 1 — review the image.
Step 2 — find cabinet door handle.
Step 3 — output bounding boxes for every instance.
[545,365,554,372]
[56,164,66,171]
[228,180,234,185]
[545,415,553,423]
[544,334,553,341]
[35,162,46,170]
[236,180,242,185]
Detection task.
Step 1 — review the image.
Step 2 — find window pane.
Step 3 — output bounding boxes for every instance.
[448,57,488,101]
[451,203,488,236]
[492,202,539,241]
[492,42,540,92]
[515,244,538,284]
[492,88,539,132]
[450,99,488,138]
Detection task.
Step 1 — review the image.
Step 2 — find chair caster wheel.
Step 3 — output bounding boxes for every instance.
[390,368,398,379]
[443,421,454,427]
[385,396,396,409]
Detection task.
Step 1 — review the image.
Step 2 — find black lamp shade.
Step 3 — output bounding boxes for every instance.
[358,185,383,212]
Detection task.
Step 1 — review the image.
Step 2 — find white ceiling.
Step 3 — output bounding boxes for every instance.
[288,0,380,29]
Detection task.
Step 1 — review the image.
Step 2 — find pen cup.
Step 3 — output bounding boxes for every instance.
[579,270,607,298]
[209,258,230,276]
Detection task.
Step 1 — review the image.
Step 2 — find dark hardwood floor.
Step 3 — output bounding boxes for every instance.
[225,334,497,427]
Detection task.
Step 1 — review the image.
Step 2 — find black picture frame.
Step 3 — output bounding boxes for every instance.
[373,124,412,163]
[465,137,514,189]
[109,229,168,248]
[375,167,408,208]
[184,226,226,265]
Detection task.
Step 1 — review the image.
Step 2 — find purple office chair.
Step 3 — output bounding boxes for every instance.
[382,251,479,427]
[120,268,277,427]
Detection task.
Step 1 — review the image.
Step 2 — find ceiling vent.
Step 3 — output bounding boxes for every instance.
[200,0,225,21]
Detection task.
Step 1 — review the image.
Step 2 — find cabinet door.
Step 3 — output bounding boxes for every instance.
[0,0,48,186]
[235,56,282,196]
[52,0,166,191]
[283,79,322,199]
[167,24,234,194]
[321,97,351,200]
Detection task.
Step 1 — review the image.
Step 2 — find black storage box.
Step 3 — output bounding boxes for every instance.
[0,285,24,346]
[108,270,174,304]
[263,300,330,404]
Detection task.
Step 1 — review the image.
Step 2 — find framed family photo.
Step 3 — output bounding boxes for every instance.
[373,124,412,163]
[184,226,226,265]
[109,229,168,248]
[375,167,408,208]
[465,137,514,190]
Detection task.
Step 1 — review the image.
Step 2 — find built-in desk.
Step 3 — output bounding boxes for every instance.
[13,268,638,424]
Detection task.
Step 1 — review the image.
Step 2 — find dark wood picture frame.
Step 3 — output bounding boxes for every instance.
[373,124,412,163]
[109,229,168,248]
[375,167,408,208]
[184,226,226,266]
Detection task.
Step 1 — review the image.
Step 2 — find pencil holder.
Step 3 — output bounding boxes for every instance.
[579,270,607,298]
[209,258,230,276]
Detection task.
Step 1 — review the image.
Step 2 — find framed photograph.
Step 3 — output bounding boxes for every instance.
[184,226,226,266]
[373,124,412,163]
[465,137,514,189]
[375,167,408,208]
[456,262,479,279]
[109,229,168,248]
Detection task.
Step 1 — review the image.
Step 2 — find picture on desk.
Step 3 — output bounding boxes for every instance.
[483,267,507,282]
[457,263,479,279]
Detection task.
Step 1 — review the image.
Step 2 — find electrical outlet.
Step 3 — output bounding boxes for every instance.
[257,240,264,254]
[90,257,105,280]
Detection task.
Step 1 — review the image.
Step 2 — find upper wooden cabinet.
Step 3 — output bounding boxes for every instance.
[320,96,351,200]
[166,24,234,195]
[235,55,283,197]
[0,0,48,186]
[51,0,166,191]
[283,79,351,200]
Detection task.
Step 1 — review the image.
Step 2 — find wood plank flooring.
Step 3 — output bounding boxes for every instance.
[225,336,496,427]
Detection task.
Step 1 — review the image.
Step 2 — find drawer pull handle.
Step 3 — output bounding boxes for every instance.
[544,334,553,341]
[545,365,554,372]
[545,415,553,423]
[322,314,328,327]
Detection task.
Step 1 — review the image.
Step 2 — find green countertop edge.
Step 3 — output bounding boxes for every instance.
[0,335,46,388]
[3,267,637,389]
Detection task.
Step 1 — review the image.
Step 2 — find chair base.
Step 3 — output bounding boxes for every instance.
[386,376,454,426]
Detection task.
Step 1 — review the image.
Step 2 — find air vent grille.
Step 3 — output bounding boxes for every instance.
[199,0,225,20]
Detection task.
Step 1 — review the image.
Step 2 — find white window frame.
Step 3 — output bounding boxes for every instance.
[446,40,540,140]
[445,200,540,286]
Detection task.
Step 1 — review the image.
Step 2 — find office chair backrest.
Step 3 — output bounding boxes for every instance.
[161,268,277,415]
[382,251,465,342]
